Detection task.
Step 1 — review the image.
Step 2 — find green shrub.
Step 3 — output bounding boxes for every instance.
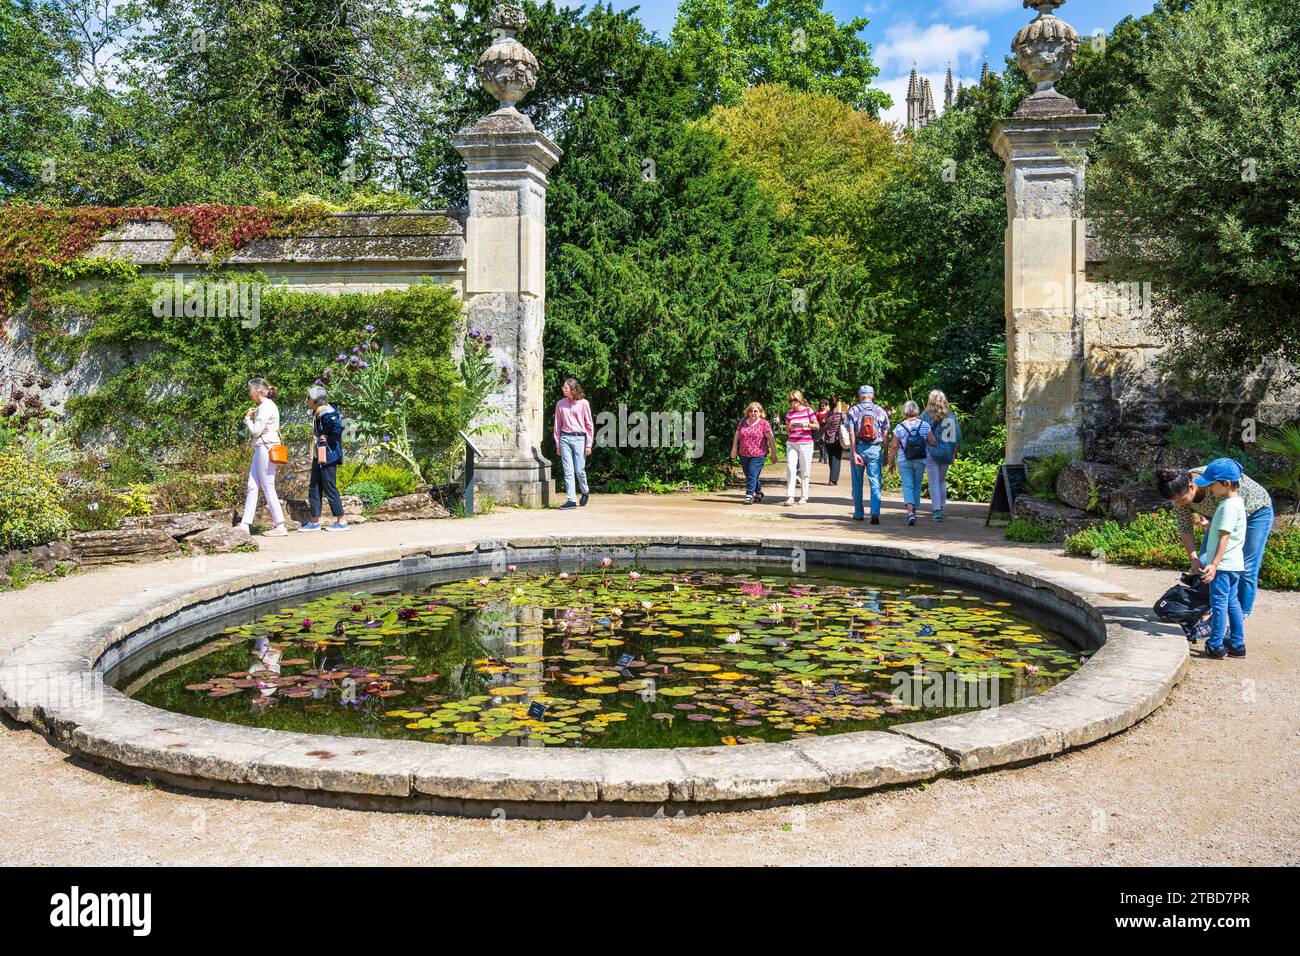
[1065,511,1188,570]
[1260,525,1300,590]
[345,480,389,510]
[944,458,998,502]
[1004,519,1055,544]
[338,462,415,499]
[64,491,127,532]
[37,279,461,454]
[0,449,71,550]
[1067,511,1298,591]
[149,474,246,514]
[1025,449,1073,499]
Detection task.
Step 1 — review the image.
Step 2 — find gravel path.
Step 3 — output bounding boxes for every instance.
[2,478,1296,865]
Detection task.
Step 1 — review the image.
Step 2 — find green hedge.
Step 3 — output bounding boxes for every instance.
[1065,510,1299,591]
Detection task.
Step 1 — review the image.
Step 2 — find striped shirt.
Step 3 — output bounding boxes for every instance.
[785,406,816,444]
[1171,466,1273,536]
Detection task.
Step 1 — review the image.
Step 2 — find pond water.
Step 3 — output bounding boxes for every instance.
[123,564,1086,749]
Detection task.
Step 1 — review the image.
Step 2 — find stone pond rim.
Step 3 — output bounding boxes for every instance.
[0,534,1188,819]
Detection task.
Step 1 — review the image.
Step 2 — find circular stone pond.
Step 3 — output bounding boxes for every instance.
[115,564,1086,750]
[0,535,1190,817]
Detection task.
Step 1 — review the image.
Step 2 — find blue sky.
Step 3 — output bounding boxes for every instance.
[602,0,1158,124]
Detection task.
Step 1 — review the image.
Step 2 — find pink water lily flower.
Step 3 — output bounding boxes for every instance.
[628,571,641,580]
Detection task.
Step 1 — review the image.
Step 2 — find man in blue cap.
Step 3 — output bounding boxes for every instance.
[844,385,890,524]
[1195,458,1249,659]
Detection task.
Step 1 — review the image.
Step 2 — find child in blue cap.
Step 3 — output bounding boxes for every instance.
[1196,458,1249,659]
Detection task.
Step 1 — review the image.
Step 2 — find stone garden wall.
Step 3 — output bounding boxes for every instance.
[1079,249,1300,471]
[0,211,469,419]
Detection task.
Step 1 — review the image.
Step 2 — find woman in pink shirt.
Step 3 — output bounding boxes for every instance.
[784,389,816,506]
[730,401,774,504]
[554,378,594,509]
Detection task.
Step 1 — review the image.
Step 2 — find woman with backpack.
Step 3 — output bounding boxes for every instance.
[923,389,962,522]
[887,401,930,526]
[821,399,846,486]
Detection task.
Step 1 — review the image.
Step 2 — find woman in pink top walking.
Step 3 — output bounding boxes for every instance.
[554,377,594,509]
[784,389,816,506]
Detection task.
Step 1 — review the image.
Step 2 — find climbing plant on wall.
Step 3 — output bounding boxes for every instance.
[21,277,464,460]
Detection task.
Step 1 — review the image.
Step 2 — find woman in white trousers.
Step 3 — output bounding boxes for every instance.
[239,378,288,536]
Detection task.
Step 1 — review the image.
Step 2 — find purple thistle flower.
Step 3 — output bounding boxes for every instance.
[358,361,368,369]
[364,324,375,333]
[337,354,348,363]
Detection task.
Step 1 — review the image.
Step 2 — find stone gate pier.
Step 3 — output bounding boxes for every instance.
[992,0,1102,465]
[3,4,559,507]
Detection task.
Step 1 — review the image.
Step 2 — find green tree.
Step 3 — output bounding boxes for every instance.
[670,0,889,115]
[870,68,1026,395]
[1086,0,1300,381]
[704,84,900,402]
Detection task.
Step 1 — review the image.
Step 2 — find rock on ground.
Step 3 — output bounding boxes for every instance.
[1012,495,1100,541]
[367,493,451,522]
[1055,461,1128,514]
[187,523,257,554]
[120,509,231,540]
[0,540,77,576]
[1108,482,1169,524]
[68,528,180,566]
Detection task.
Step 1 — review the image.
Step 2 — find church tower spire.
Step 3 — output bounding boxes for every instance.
[906,65,921,129]
[945,64,954,108]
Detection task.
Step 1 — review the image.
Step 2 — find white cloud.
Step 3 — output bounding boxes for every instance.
[874,21,990,75]
[876,73,982,127]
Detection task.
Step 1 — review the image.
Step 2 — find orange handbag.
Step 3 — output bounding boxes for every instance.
[269,443,289,465]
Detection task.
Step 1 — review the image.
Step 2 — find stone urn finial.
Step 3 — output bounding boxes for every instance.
[475,4,539,113]
[1011,0,1082,115]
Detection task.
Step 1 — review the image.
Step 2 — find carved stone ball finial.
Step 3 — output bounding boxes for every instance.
[476,4,539,111]
[1013,0,1080,93]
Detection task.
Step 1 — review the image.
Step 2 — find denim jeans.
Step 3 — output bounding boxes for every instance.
[1240,505,1273,616]
[558,432,589,503]
[1207,569,1245,653]
[850,442,883,518]
[898,458,925,509]
[1198,505,1274,616]
[739,455,765,496]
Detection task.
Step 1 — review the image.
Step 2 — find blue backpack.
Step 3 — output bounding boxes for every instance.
[928,415,959,464]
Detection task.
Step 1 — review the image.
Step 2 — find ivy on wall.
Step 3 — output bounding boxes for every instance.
[22,276,464,457]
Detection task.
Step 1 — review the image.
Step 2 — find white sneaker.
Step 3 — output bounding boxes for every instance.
[799,497,809,505]
[784,497,795,506]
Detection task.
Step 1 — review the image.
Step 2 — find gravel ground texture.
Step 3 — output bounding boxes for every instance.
[2,472,1295,866]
